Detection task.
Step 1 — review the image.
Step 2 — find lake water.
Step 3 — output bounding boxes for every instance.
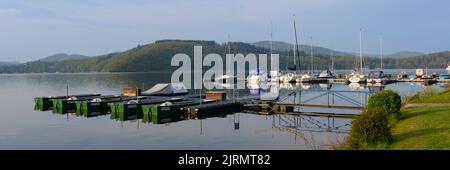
[0,70,448,150]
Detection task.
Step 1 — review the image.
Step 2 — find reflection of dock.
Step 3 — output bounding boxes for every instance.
[243,89,373,118]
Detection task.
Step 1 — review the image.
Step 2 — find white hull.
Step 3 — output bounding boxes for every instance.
[367,78,386,84]
[247,75,267,84]
[349,74,367,83]
[279,73,301,83]
[296,74,313,83]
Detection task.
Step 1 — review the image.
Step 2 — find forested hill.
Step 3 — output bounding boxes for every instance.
[0,40,448,73]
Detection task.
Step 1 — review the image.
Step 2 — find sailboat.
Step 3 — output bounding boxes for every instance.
[348,29,367,83]
[215,35,237,83]
[268,22,280,83]
[367,37,387,84]
[248,22,273,83]
[297,37,315,83]
[279,15,302,84]
[318,52,335,79]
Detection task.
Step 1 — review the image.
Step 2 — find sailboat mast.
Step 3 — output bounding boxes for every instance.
[270,21,275,73]
[359,29,363,73]
[310,36,313,74]
[270,22,273,58]
[292,16,297,72]
[380,37,383,70]
[331,51,334,70]
[293,15,300,73]
[227,34,231,54]
[227,34,231,74]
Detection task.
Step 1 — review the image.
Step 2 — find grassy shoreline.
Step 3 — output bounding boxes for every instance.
[388,89,450,150]
[340,88,450,150]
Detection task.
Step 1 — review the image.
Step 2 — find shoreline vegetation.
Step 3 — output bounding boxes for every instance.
[0,40,449,73]
[341,85,450,150]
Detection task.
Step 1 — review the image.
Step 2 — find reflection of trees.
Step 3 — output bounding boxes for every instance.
[23,72,173,95]
[256,114,351,150]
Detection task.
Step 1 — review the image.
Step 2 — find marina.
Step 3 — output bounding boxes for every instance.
[1,71,448,149]
[32,69,448,123]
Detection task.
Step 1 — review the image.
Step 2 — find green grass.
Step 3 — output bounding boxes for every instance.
[384,88,450,150]
[408,89,450,103]
[388,106,450,150]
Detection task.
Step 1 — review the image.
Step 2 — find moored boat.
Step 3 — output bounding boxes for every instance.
[367,71,387,83]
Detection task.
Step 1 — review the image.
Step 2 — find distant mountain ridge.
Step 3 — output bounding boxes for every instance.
[0,61,20,65]
[385,51,424,58]
[253,41,352,56]
[0,40,448,73]
[254,41,424,59]
[39,53,89,62]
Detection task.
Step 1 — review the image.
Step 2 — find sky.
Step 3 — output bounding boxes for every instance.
[0,0,449,62]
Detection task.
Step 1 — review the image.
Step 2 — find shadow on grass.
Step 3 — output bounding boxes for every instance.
[393,128,450,144]
[400,107,450,120]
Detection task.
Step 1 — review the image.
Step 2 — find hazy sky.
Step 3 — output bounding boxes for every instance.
[1,0,449,62]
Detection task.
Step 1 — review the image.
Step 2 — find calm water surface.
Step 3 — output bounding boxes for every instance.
[0,70,447,149]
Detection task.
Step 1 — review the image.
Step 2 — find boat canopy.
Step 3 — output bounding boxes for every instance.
[142,83,189,96]
[368,71,385,79]
[318,70,334,78]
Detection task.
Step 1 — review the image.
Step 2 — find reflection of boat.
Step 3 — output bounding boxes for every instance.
[319,83,332,89]
[298,83,312,90]
[279,83,294,90]
[367,85,385,93]
[349,83,365,90]
[367,71,387,83]
[260,85,279,101]
[247,69,267,83]
[367,82,384,87]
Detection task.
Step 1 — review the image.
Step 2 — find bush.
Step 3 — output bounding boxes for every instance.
[347,108,392,149]
[368,90,402,121]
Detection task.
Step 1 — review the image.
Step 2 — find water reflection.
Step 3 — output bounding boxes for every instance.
[0,72,448,149]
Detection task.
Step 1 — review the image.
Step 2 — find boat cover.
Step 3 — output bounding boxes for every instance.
[142,83,189,96]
